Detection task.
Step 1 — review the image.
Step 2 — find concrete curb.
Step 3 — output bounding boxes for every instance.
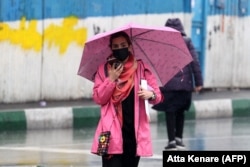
[0,106,100,131]
[157,98,250,122]
[0,99,249,131]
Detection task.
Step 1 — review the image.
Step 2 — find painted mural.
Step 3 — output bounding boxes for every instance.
[0,0,190,103]
[1,0,250,103]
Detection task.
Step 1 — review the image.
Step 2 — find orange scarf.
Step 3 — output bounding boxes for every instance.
[108,55,137,125]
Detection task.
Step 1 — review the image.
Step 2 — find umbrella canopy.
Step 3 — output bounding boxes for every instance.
[77,23,193,85]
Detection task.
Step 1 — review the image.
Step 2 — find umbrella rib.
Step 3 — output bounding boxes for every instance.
[131,30,154,38]
[132,40,162,79]
[129,29,156,41]
[129,29,181,51]
[129,29,186,55]
[133,37,188,55]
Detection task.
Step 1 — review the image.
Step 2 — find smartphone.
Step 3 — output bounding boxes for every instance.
[107,57,121,69]
[114,61,121,69]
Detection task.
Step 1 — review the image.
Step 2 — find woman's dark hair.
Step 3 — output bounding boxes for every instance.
[109,31,132,48]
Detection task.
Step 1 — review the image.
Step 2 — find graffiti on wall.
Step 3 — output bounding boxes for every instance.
[0,16,87,54]
[93,24,106,35]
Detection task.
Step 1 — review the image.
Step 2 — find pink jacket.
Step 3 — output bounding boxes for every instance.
[91,60,162,156]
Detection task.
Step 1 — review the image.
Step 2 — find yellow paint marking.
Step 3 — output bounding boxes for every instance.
[44,16,87,54]
[0,17,42,51]
[0,16,87,54]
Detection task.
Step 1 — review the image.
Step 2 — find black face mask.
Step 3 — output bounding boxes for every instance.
[112,48,129,62]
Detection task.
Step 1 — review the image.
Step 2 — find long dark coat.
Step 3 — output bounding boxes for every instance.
[153,18,203,112]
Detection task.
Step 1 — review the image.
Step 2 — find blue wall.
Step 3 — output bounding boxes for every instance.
[2,0,249,22]
[0,0,191,22]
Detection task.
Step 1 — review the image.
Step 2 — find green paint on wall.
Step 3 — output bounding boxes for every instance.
[232,99,250,117]
[73,106,100,128]
[186,102,196,120]
[0,111,26,131]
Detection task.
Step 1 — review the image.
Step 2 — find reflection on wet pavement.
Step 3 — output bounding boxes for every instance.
[0,117,249,167]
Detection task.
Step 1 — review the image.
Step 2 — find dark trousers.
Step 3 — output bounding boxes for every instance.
[165,110,185,142]
[102,154,140,167]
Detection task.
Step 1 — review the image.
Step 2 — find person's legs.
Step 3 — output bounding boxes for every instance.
[122,127,139,167]
[103,154,140,167]
[164,112,177,150]
[175,91,191,150]
[165,111,175,141]
[122,154,140,167]
[175,109,186,150]
[102,155,122,167]
[175,109,185,139]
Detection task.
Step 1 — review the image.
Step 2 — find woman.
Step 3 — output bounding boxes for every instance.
[91,31,162,167]
[153,18,203,150]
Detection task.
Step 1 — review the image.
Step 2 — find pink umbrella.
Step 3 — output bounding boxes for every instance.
[77,23,193,85]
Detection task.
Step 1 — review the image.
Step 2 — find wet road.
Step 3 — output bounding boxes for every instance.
[0,117,249,167]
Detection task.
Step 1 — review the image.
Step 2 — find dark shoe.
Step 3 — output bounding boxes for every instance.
[164,142,177,151]
[175,139,186,150]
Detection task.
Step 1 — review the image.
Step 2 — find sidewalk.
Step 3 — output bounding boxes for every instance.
[0,89,250,131]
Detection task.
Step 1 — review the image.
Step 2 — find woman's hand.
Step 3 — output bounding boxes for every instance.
[108,63,123,82]
[194,86,202,92]
[138,86,155,100]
